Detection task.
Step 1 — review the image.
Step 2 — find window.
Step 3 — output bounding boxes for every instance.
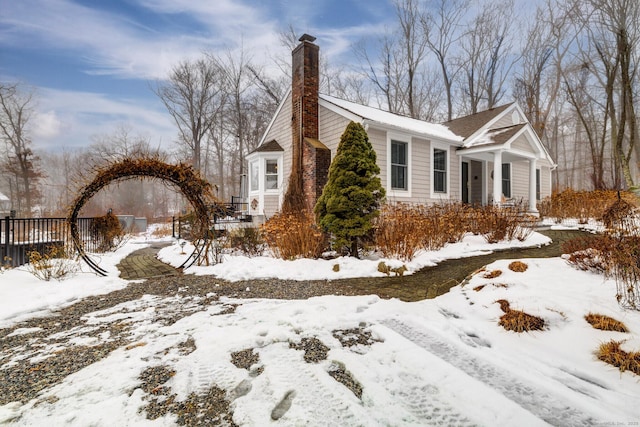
[391,140,408,190]
[536,168,541,200]
[502,163,511,198]
[250,161,259,192]
[265,159,278,190]
[433,148,447,193]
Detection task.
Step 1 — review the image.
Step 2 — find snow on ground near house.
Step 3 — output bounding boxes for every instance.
[0,239,152,329]
[1,231,640,425]
[159,232,552,281]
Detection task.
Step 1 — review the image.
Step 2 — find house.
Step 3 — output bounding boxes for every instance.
[246,34,555,222]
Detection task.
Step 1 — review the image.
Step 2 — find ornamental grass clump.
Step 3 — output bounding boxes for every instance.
[261,211,326,260]
[596,340,640,376]
[496,299,545,333]
[508,261,528,272]
[584,313,628,333]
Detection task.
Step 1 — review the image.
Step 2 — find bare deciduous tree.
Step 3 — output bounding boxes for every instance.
[153,58,227,173]
[0,83,43,215]
[421,0,469,121]
[458,0,516,114]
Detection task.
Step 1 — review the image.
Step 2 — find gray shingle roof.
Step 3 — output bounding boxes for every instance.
[442,103,513,139]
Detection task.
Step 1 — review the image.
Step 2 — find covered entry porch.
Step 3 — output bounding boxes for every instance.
[459,149,543,214]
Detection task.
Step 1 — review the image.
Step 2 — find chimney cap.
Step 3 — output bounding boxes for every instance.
[298,34,316,43]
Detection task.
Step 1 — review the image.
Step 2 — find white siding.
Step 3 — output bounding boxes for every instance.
[410,137,430,200]
[318,106,351,154]
[511,161,529,201]
[258,94,291,217]
[262,93,293,196]
[511,136,535,154]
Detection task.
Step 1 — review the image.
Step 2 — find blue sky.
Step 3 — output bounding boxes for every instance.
[0,0,394,152]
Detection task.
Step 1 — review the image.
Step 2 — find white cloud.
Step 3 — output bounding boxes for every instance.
[0,0,388,81]
[33,88,177,152]
[32,110,63,139]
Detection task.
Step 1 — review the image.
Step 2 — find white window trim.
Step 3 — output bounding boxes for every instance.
[249,160,259,193]
[387,133,412,198]
[246,152,283,216]
[430,141,450,199]
[263,156,282,194]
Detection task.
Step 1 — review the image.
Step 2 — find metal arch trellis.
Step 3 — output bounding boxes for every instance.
[67,157,216,276]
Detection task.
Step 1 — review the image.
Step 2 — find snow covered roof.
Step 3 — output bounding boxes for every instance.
[319,94,463,142]
[462,124,526,148]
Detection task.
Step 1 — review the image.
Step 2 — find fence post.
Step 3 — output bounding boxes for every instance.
[3,216,9,266]
[172,216,175,238]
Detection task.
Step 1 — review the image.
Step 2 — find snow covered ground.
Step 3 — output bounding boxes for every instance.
[1,228,639,425]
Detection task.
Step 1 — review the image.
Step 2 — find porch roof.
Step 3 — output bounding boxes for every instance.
[250,139,283,153]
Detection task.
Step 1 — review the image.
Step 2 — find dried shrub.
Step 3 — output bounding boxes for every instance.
[609,236,640,310]
[508,261,528,272]
[484,269,502,279]
[584,313,628,332]
[602,196,638,234]
[150,223,172,237]
[496,299,545,332]
[226,227,264,256]
[375,202,479,261]
[261,211,326,260]
[90,211,125,252]
[596,340,640,376]
[27,245,78,281]
[472,202,534,243]
[561,235,613,274]
[374,203,428,260]
[538,189,638,223]
[1,255,11,273]
[374,201,535,261]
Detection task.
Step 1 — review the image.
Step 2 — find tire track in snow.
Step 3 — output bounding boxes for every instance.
[381,318,604,427]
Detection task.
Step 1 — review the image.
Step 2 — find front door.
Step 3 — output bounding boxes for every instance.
[462,161,469,203]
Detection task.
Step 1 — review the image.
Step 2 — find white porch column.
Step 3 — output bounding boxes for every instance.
[492,150,502,205]
[529,158,538,213]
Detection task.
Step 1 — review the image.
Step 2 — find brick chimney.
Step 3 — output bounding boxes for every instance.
[290,34,330,211]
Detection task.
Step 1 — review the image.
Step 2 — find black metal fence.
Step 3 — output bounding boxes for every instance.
[1,216,101,268]
[172,197,252,239]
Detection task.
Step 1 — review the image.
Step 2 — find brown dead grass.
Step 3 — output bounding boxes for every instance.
[473,285,486,292]
[150,223,172,237]
[596,340,640,376]
[484,269,503,279]
[508,261,528,272]
[584,313,628,333]
[496,299,545,333]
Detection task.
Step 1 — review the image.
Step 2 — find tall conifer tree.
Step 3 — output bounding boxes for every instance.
[315,121,385,256]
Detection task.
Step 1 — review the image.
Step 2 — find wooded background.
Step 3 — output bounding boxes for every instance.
[1,0,637,217]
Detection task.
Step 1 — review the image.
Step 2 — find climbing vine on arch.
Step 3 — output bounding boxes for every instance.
[67,157,217,275]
